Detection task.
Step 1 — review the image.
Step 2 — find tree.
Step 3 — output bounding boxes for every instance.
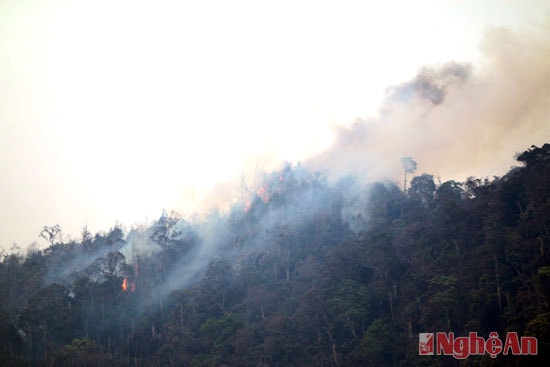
[516,143,550,169]
[80,226,92,245]
[409,174,436,204]
[39,225,61,246]
[91,251,130,293]
[149,210,180,249]
[435,180,463,201]
[19,283,77,364]
[400,157,417,193]
[360,319,400,367]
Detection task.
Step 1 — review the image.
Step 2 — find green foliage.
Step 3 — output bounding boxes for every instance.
[360,319,400,366]
[65,337,97,353]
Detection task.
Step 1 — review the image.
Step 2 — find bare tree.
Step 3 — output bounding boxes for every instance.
[400,157,417,193]
[81,225,92,244]
[39,224,61,246]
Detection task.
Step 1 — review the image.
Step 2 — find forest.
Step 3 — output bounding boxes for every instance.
[0,143,549,367]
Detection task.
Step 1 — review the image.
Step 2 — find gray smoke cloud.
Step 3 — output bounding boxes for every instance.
[385,62,471,106]
[309,24,550,185]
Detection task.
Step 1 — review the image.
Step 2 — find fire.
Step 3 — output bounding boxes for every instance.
[122,277,136,292]
[257,185,270,203]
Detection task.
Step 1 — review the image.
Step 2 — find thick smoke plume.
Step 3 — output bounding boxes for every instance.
[309,25,550,185]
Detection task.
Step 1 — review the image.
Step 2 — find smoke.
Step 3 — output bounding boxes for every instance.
[385,62,471,106]
[131,23,550,297]
[309,24,550,185]
[40,23,550,303]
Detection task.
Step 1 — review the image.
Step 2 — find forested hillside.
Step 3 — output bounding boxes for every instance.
[1,144,549,367]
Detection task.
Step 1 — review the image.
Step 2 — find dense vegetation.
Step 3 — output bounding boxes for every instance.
[1,144,549,367]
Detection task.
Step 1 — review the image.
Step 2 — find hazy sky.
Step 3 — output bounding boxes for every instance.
[1,0,549,248]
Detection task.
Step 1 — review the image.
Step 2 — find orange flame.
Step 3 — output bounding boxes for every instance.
[122,277,136,292]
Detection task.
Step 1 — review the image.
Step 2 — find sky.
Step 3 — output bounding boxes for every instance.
[1,0,550,248]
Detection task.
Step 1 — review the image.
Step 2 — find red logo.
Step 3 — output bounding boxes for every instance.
[419,333,434,355]
[419,332,538,359]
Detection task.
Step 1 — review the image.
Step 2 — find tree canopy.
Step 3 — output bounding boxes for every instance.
[0,144,549,366]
